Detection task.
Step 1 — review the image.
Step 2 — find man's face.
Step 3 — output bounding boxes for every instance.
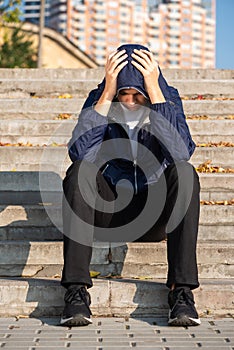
[117,88,148,111]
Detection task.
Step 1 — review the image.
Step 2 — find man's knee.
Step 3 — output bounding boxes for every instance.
[164,161,200,201]
[166,161,199,184]
[63,160,98,191]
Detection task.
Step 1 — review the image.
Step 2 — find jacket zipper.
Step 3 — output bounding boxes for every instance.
[108,120,139,194]
[133,159,138,195]
[101,163,109,174]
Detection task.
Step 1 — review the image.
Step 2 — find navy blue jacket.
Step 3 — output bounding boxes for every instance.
[68,44,196,194]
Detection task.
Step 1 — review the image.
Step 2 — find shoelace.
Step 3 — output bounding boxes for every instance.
[173,289,194,308]
[65,287,92,314]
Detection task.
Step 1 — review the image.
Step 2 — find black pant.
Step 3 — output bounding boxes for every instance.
[61,160,200,290]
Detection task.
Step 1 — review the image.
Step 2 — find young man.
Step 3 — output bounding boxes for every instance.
[60,44,201,327]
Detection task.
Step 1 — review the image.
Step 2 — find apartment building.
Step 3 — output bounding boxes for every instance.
[148,0,215,68]
[21,0,51,26]
[49,0,149,66]
[21,0,216,68]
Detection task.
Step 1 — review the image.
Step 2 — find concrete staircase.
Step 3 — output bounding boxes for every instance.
[0,68,233,318]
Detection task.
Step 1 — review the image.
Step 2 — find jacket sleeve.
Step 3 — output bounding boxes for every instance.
[68,81,108,163]
[149,83,196,163]
[68,109,108,163]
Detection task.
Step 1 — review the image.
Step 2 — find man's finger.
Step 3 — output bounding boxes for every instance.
[110,54,128,72]
[131,53,150,70]
[131,60,146,74]
[115,60,128,74]
[109,49,126,62]
[133,49,152,63]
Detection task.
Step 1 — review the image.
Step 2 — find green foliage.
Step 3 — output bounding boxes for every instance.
[0,0,22,23]
[0,0,37,67]
[0,26,37,68]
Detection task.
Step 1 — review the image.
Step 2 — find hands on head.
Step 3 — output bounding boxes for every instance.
[94,47,165,115]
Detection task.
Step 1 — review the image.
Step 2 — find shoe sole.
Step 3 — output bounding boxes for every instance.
[168,315,201,327]
[60,315,92,327]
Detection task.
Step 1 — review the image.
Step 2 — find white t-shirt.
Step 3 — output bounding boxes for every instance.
[120,103,147,159]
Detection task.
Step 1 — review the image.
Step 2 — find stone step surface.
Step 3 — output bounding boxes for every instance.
[0,67,233,321]
[0,241,232,279]
[0,67,233,80]
[0,98,233,116]
[1,172,233,203]
[0,204,233,241]
[1,202,232,226]
[0,277,232,317]
[0,146,233,172]
[0,119,233,144]
[2,112,233,120]
[0,79,233,98]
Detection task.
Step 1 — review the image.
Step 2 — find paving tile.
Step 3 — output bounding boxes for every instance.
[0,317,233,349]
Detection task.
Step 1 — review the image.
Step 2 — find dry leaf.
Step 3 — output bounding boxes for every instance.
[196,160,234,174]
[54,113,72,120]
[187,115,209,120]
[15,315,29,321]
[197,142,234,147]
[58,93,73,99]
[90,270,101,278]
[132,276,153,280]
[200,199,234,205]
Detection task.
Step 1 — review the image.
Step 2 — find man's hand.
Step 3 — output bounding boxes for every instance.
[131,49,166,104]
[104,49,128,100]
[94,50,128,115]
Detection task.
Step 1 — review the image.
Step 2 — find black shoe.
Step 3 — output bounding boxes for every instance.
[60,285,92,326]
[168,286,201,326]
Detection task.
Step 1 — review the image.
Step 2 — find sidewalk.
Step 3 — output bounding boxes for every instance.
[0,316,233,349]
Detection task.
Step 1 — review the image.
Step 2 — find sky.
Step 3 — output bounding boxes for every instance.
[216,0,234,69]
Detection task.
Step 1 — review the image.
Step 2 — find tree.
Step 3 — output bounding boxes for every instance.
[0,26,37,68]
[0,0,37,68]
[0,0,22,23]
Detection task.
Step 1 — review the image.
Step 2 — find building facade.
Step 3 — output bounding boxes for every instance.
[49,0,149,66]
[21,0,51,26]
[148,0,216,68]
[21,0,216,68]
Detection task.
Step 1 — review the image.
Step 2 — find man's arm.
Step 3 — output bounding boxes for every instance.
[131,49,195,161]
[94,49,128,116]
[131,49,166,104]
[68,50,128,162]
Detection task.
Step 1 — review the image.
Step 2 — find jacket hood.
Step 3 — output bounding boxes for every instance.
[82,44,172,109]
[116,43,150,98]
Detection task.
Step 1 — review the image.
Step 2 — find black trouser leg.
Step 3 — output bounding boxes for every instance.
[137,161,200,290]
[61,160,200,291]
[165,162,200,290]
[61,160,115,288]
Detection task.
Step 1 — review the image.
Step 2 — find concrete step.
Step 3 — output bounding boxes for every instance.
[0,146,233,173]
[0,204,233,241]
[0,98,233,116]
[0,171,62,205]
[0,79,233,98]
[0,112,78,120]
[110,242,234,280]
[0,277,232,317]
[0,119,233,145]
[188,120,234,144]
[0,172,233,205]
[190,147,234,168]
[0,68,233,80]
[2,112,233,120]
[0,241,232,279]
[0,120,75,145]
[198,173,234,201]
